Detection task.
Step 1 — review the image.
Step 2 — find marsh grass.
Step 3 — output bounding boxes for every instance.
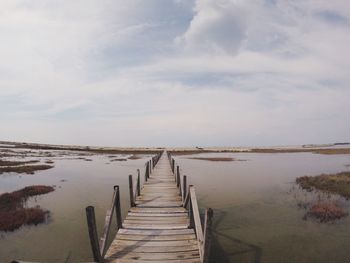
[0,185,54,231]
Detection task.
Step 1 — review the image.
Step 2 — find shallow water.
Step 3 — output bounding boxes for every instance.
[0,151,149,262]
[1,150,350,262]
[174,152,350,263]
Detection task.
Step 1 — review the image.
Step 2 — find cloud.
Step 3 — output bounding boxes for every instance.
[178,0,248,54]
[0,0,349,146]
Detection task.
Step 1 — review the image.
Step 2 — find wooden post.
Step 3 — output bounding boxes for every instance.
[183,175,187,201]
[149,160,152,175]
[203,208,214,263]
[137,171,141,196]
[189,198,194,229]
[186,184,194,228]
[129,175,135,207]
[145,162,149,180]
[114,186,122,229]
[85,206,103,262]
[172,159,175,172]
[176,166,180,187]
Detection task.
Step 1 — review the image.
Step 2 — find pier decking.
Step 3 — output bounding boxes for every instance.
[86,151,212,263]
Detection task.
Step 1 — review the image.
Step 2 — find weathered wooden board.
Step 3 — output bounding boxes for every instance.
[105,152,200,262]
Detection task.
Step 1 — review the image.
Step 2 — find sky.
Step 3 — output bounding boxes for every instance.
[0,0,349,147]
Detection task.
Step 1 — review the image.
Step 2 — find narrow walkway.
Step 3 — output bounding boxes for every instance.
[105,152,200,262]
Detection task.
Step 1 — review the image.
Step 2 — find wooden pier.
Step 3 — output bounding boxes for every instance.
[86,151,213,263]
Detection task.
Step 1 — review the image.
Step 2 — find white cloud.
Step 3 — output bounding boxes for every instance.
[0,0,349,146]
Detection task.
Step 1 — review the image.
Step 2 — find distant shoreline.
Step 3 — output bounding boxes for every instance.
[1,140,350,155]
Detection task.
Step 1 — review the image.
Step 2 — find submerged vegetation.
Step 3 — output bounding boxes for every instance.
[0,164,54,175]
[296,171,350,198]
[296,172,350,222]
[0,185,54,231]
[307,202,348,222]
[0,160,39,166]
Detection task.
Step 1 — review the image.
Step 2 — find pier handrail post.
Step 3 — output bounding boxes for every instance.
[203,208,214,263]
[114,185,122,230]
[129,175,135,207]
[145,162,150,180]
[176,166,180,187]
[137,169,141,196]
[86,206,103,262]
[183,175,187,202]
[171,159,175,173]
[149,160,152,175]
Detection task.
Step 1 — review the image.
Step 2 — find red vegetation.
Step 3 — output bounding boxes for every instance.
[0,185,54,231]
[308,202,348,222]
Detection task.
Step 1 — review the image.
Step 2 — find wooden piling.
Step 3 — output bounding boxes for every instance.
[128,175,135,207]
[114,185,122,229]
[85,206,103,262]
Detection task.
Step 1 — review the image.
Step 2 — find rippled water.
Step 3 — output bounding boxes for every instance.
[1,150,350,262]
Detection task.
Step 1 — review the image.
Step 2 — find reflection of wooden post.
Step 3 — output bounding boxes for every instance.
[114,186,122,229]
[86,206,103,262]
[203,208,214,263]
[129,175,135,207]
[183,175,187,201]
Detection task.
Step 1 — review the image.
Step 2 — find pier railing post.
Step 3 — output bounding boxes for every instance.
[129,175,135,207]
[187,185,194,228]
[203,208,214,263]
[86,206,103,262]
[145,162,150,180]
[176,166,180,187]
[149,160,152,175]
[114,186,122,229]
[172,159,175,173]
[137,170,141,196]
[183,175,187,201]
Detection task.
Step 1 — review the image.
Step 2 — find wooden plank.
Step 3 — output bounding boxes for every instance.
[109,245,199,253]
[107,251,200,260]
[128,207,187,213]
[105,259,200,263]
[127,212,187,217]
[117,228,194,235]
[116,234,196,241]
[111,239,198,247]
[125,216,188,221]
[122,224,189,230]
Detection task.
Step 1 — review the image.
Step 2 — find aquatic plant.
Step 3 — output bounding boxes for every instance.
[0,185,54,231]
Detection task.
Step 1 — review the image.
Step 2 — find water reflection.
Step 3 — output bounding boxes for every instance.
[0,152,151,263]
[1,150,350,262]
[174,152,350,263]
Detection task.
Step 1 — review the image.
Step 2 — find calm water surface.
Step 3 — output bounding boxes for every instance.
[0,152,149,262]
[175,152,350,263]
[1,151,350,262]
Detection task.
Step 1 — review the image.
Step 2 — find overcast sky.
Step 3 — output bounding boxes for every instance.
[0,0,349,147]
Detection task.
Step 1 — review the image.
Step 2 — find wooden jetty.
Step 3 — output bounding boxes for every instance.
[86,151,213,263]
